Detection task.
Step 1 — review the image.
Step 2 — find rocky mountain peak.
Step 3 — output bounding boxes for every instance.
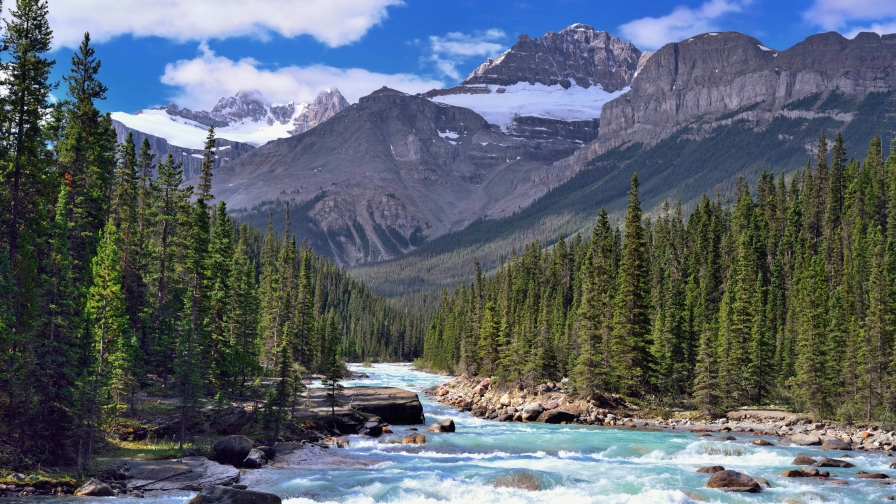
[290,87,350,134]
[462,24,641,92]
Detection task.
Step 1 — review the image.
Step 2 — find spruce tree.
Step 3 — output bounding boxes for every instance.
[610,174,652,396]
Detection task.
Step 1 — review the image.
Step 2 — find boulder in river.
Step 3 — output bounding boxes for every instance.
[790,434,822,446]
[188,485,281,504]
[333,387,425,425]
[696,466,725,474]
[751,439,773,446]
[815,457,854,468]
[521,402,544,422]
[492,471,540,491]
[497,414,514,422]
[792,455,817,465]
[242,449,267,469]
[74,478,114,497]
[821,438,851,450]
[858,473,889,479]
[403,434,426,444]
[426,418,456,433]
[706,470,761,493]
[213,435,254,466]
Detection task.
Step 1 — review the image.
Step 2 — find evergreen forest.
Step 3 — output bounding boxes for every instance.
[422,132,896,425]
[0,0,421,470]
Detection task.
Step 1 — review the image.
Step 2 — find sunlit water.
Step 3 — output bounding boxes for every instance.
[28,363,896,503]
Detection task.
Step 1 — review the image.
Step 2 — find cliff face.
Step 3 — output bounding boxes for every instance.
[463,24,641,92]
[594,31,896,154]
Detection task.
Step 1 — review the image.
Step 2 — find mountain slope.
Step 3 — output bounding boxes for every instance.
[216,87,585,266]
[350,31,896,297]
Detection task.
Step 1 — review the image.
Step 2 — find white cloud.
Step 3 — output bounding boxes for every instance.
[160,43,444,110]
[618,0,751,50]
[428,29,506,79]
[803,0,896,37]
[43,0,403,49]
[803,0,896,31]
[844,22,896,38]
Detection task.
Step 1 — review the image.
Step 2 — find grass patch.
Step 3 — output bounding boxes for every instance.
[97,437,214,461]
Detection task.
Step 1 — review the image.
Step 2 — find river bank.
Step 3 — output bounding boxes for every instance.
[427,374,896,453]
[5,364,895,503]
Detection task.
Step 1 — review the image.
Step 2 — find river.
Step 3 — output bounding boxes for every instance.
[26,363,896,503]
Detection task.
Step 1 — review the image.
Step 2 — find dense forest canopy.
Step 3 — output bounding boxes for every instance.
[0,0,422,470]
[422,132,896,425]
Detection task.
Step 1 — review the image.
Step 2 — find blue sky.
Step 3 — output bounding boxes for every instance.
[20,0,896,113]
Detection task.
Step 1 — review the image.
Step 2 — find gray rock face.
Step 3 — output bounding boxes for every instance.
[462,24,640,92]
[290,88,350,134]
[188,486,281,504]
[125,457,240,491]
[596,31,896,154]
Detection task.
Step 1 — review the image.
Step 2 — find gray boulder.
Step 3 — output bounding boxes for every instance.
[821,438,852,450]
[706,470,761,493]
[213,435,254,466]
[74,478,114,497]
[790,433,821,446]
[426,418,456,433]
[241,449,267,469]
[521,402,544,422]
[188,486,281,504]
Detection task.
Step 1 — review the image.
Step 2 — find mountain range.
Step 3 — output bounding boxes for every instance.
[113,24,896,295]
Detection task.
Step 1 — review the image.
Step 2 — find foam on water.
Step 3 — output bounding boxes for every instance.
[45,363,896,503]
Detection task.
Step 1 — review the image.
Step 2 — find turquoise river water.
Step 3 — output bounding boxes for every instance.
[25,363,896,503]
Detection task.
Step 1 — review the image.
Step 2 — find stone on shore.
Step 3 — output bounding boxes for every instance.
[521,402,544,422]
[123,457,240,491]
[821,438,851,450]
[241,449,267,469]
[537,408,578,424]
[499,393,512,406]
[706,470,761,493]
[213,435,254,466]
[74,478,114,497]
[187,485,281,504]
[697,466,725,474]
[790,434,821,446]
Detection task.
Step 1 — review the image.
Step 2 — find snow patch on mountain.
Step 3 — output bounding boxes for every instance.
[429,82,629,131]
[110,109,298,149]
[112,88,349,150]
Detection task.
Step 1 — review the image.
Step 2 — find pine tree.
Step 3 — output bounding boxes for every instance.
[0,0,56,451]
[207,202,234,386]
[83,221,130,470]
[610,174,652,396]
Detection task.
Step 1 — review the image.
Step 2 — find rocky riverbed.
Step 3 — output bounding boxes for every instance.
[427,375,896,453]
[6,365,895,503]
